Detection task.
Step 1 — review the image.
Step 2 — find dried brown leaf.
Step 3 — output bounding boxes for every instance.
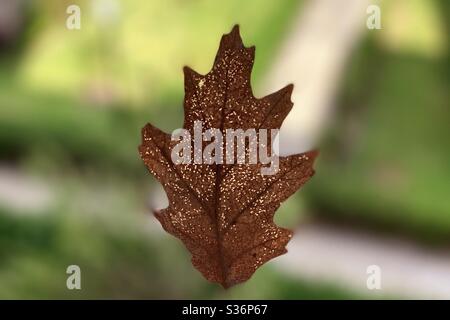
[139,25,318,288]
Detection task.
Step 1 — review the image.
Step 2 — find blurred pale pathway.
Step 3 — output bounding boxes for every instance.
[0,165,54,213]
[148,185,450,298]
[264,0,371,154]
[275,222,450,299]
[264,0,450,299]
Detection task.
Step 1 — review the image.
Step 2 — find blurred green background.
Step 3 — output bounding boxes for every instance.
[0,0,448,299]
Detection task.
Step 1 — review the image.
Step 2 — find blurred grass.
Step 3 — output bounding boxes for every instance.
[1,0,359,300]
[0,205,361,299]
[305,26,450,241]
[0,80,142,173]
[0,0,301,172]
[18,0,301,107]
[0,158,358,298]
[0,0,448,299]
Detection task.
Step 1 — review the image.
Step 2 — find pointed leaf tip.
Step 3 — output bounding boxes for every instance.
[225,24,243,46]
[231,24,240,34]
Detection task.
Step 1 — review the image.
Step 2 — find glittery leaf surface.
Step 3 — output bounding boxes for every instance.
[139,25,317,288]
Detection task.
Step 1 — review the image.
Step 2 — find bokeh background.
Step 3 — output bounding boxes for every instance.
[0,0,448,299]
